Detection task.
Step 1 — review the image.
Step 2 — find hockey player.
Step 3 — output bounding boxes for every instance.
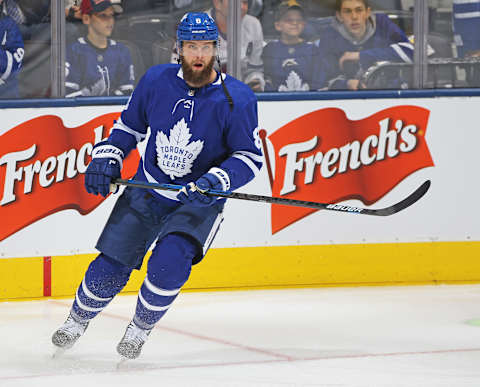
[262,0,326,92]
[65,0,134,97]
[453,0,480,58]
[0,0,24,98]
[319,0,413,90]
[170,1,265,92]
[52,12,262,360]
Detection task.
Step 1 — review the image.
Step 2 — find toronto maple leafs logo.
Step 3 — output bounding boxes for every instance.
[156,118,204,179]
[279,71,309,92]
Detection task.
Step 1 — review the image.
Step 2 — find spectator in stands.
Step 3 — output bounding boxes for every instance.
[65,0,134,97]
[65,0,82,22]
[319,0,413,90]
[262,0,326,91]
[0,0,24,98]
[66,0,122,22]
[192,0,265,91]
[2,0,50,40]
[453,0,480,58]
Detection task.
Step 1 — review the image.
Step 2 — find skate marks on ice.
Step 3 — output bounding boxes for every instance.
[2,287,480,386]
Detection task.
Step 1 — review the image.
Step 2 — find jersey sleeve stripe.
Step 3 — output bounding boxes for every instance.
[1,51,13,80]
[232,153,261,176]
[455,11,480,18]
[112,117,147,143]
[66,90,84,98]
[119,84,134,91]
[66,82,80,90]
[233,150,263,163]
[391,43,413,63]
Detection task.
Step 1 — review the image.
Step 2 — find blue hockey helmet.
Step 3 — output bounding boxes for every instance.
[177,12,219,43]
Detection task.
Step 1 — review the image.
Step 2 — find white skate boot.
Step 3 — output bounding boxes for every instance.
[116,321,152,359]
[52,313,89,350]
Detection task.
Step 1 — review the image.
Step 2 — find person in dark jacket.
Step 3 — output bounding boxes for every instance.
[318,0,413,90]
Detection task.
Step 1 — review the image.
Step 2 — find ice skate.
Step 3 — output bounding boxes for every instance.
[51,313,89,351]
[116,321,152,360]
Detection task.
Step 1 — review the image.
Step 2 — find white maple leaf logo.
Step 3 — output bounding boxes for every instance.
[278,71,310,92]
[156,118,204,179]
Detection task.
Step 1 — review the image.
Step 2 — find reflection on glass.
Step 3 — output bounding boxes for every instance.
[262,1,324,91]
[262,0,416,92]
[0,0,24,98]
[65,0,134,97]
[208,0,265,92]
[2,0,50,99]
[5,0,480,100]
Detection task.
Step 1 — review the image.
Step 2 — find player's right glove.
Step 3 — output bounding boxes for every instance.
[84,141,124,197]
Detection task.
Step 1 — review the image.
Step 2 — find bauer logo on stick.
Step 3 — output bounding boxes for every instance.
[267,106,434,233]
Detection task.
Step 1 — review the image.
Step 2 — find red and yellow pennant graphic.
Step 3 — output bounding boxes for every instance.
[268,106,434,234]
[0,114,140,242]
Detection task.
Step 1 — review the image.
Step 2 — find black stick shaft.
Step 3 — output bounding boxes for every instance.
[113,179,430,217]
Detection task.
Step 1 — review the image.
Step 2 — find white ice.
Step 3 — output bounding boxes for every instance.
[2,284,480,386]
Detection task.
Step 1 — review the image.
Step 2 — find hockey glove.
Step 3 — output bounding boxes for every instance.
[177,169,229,207]
[85,141,124,197]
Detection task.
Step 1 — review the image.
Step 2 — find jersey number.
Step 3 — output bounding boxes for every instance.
[13,48,24,63]
[253,127,262,150]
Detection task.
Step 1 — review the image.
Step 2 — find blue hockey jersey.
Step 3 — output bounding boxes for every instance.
[107,64,263,202]
[0,14,24,98]
[262,40,326,92]
[453,0,480,57]
[66,37,134,97]
[318,13,413,89]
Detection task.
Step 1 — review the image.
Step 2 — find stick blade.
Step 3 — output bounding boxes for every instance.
[368,180,431,216]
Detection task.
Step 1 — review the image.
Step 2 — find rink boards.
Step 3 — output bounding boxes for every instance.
[1,97,479,300]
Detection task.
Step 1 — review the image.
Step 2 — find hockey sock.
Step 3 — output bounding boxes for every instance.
[133,233,197,329]
[72,254,133,321]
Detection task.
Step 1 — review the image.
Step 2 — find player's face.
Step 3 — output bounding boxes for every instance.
[88,7,115,37]
[181,40,217,87]
[336,0,371,39]
[275,10,305,38]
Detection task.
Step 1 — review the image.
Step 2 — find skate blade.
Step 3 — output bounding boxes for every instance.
[116,356,129,370]
[52,347,67,359]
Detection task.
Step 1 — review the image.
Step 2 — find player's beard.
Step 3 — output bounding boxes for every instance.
[181,56,216,87]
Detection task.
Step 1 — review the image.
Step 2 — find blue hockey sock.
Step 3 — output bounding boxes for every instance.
[133,233,197,329]
[72,254,132,321]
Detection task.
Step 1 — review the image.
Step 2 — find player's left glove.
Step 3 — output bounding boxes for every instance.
[177,169,229,207]
[84,141,124,197]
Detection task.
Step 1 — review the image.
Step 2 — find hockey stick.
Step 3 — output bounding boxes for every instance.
[112,178,430,217]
